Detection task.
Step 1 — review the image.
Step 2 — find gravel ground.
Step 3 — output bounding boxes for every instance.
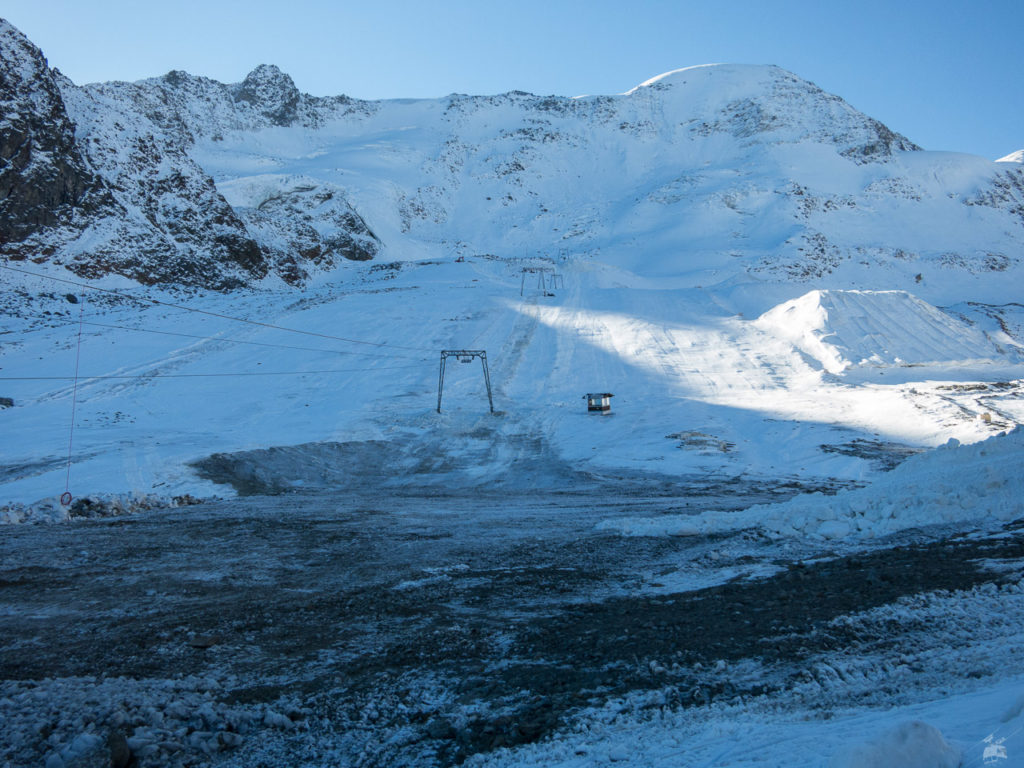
[2,489,1022,767]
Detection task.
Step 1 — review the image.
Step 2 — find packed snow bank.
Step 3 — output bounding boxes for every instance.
[754,290,1010,374]
[828,721,961,768]
[752,427,1024,539]
[599,427,1024,541]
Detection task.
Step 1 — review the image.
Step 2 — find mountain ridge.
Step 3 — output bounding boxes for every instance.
[0,17,1022,303]
[0,19,379,289]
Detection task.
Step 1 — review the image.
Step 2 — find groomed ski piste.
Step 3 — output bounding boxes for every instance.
[2,255,1022,514]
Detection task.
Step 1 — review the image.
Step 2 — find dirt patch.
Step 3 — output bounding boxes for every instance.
[666,431,735,454]
[189,436,850,500]
[190,440,408,494]
[0,455,81,484]
[819,438,923,471]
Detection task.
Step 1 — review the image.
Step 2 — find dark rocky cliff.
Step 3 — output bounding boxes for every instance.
[0,21,113,251]
[0,19,378,289]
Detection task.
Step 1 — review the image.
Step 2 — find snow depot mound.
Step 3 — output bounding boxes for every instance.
[600,426,1024,541]
[754,427,1024,539]
[755,290,1010,374]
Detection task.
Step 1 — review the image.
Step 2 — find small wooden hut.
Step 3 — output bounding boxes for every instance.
[584,393,614,413]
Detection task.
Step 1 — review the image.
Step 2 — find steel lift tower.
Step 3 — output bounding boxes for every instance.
[437,350,494,413]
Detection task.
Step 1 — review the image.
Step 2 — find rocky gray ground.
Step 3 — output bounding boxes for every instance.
[2,487,1023,767]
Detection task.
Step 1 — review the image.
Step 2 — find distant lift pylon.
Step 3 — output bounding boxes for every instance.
[437,350,494,413]
[520,267,562,297]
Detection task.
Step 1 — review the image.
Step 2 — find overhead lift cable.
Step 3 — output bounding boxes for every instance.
[0,264,435,353]
[0,364,425,381]
[1,319,429,361]
[77,321,430,361]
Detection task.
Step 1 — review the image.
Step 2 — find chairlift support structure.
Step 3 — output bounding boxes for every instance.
[437,349,494,413]
[520,266,563,296]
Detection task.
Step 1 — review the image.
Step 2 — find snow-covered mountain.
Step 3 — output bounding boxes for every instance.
[0,20,379,288]
[0,22,113,248]
[1,18,1023,509]
[2,18,1023,296]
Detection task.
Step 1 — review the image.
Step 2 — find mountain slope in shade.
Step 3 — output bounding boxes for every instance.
[0,21,115,250]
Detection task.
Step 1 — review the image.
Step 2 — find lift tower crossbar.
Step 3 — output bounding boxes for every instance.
[437,350,494,413]
[520,266,556,297]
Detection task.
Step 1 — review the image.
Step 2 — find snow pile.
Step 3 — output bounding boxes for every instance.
[600,427,1024,541]
[828,721,960,768]
[0,494,203,525]
[0,675,302,768]
[752,427,1023,539]
[0,497,69,524]
[754,290,1008,374]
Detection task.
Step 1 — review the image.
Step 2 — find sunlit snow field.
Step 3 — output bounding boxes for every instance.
[2,255,1021,510]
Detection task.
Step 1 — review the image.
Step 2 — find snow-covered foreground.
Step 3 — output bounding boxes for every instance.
[14,674,1022,768]
[471,677,1024,768]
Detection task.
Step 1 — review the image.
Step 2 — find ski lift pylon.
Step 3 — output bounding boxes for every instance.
[437,350,494,413]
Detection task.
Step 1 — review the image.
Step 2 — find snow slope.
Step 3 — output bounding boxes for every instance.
[2,257,1022,515]
[6,12,1023,303]
[179,63,1024,305]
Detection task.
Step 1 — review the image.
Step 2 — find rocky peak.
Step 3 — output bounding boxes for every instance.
[0,18,106,248]
[234,64,300,126]
[0,18,45,84]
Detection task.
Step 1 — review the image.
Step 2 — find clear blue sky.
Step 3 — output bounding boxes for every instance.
[3,0,1021,159]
